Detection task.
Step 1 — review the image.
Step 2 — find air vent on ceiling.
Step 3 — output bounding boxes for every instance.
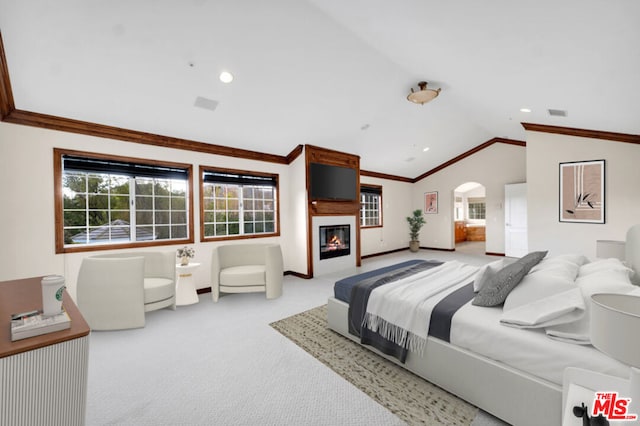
[548,109,567,117]
[194,96,219,112]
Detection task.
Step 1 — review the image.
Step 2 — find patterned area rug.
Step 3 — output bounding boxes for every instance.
[270,305,479,425]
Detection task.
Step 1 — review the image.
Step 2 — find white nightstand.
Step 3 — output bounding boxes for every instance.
[562,367,632,425]
[175,262,201,306]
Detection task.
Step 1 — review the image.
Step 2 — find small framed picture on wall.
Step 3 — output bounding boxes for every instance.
[559,159,605,223]
[424,191,438,214]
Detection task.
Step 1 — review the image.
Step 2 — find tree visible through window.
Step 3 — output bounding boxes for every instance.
[201,168,278,240]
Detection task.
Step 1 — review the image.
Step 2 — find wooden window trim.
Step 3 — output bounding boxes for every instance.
[54,148,194,254]
[199,165,281,242]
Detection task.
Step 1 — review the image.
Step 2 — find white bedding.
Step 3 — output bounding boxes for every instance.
[450,300,631,386]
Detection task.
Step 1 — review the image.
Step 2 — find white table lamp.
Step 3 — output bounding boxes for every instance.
[591,293,640,417]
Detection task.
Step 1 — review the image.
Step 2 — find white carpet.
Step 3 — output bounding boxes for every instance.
[86,248,508,425]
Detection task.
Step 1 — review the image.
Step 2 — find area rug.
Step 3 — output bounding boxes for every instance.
[270,305,479,425]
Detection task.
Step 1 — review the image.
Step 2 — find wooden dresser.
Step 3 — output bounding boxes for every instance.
[0,277,90,426]
[466,226,486,241]
[454,221,467,243]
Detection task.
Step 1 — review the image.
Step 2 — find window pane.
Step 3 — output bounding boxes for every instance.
[171,225,187,239]
[136,196,153,210]
[136,211,153,225]
[229,223,240,235]
[88,211,109,226]
[155,197,170,210]
[171,197,186,210]
[155,211,170,224]
[64,211,86,227]
[136,226,155,241]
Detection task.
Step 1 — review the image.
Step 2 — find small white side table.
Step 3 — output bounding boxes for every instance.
[175,262,201,306]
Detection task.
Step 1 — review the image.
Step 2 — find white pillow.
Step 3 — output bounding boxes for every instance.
[503,270,576,312]
[576,268,636,297]
[578,258,633,278]
[473,259,505,292]
[528,258,580,281]
[500,287,585,329]
[551,254,589,266]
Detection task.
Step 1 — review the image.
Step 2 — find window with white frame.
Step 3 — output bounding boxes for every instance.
[360,185,382,227]
[201,168,278,239]
[467,197,486,220]
[56,150,192,252]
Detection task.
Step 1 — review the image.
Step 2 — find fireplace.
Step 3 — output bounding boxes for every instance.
[319,225,350,260]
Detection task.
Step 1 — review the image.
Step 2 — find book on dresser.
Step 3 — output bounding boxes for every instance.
[10,309,71,341]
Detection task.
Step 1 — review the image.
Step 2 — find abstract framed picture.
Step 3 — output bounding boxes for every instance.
[424,191,438,214]
[559,159,605,223]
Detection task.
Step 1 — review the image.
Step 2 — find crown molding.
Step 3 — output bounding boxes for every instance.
[413,137,525,183]
[522,122,640,144]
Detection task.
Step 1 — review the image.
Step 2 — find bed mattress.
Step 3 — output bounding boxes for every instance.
[450,301,630,385]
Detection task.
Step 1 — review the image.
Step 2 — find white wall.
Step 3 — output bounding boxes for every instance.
[360,176,413,256]
[0,121,298,298]
[412,143,527,253]
[526,131,640,259]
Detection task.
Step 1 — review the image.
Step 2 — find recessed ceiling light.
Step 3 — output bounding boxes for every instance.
[520,108,532,113]
[219,71,234,83]
[423,147,430,152]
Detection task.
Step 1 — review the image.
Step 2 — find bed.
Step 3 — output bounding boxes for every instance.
[327,225,640,426]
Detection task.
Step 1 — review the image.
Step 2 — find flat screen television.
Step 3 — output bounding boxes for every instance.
[309,162,357,201]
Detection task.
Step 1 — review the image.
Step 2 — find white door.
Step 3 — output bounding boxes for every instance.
[505,183,528,257]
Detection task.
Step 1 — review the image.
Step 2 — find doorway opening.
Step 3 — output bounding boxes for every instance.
[453,182,486,255]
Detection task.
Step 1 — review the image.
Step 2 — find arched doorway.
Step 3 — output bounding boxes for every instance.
[453,182,486,255]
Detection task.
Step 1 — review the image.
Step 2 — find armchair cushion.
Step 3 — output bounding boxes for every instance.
[144,277,175,304]
[220,265,266,287]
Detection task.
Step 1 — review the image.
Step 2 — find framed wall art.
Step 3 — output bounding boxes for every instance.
[424,191,438,214]
[559,159,605,223]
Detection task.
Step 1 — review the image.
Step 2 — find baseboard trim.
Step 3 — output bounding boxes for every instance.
[485,252,506,257]
[285,271,313,279]
[421,246,455,252]
[361,247,409,260]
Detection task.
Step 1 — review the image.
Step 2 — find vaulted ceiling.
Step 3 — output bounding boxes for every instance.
[1,1,638,178]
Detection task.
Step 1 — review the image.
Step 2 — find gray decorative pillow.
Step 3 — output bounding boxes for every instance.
[515,251,548,274]
[472,262,528,307]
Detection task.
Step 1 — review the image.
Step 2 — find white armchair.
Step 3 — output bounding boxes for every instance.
[211,244,283,302]
[76,251,176,330]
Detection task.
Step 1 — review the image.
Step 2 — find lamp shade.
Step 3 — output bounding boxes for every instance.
[590,293,640,367]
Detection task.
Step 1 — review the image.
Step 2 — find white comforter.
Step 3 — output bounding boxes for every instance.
[362,260,479,354]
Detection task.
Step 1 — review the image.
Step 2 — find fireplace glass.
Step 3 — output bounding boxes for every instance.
[319,225,350,260]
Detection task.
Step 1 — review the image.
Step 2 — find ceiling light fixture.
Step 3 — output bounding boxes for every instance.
[219,71,234,83]
[423,147,430,152]
[407,81,441,105]
[520,108,532,113]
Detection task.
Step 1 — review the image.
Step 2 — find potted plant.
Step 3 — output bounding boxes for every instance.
[406,209,426,252]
